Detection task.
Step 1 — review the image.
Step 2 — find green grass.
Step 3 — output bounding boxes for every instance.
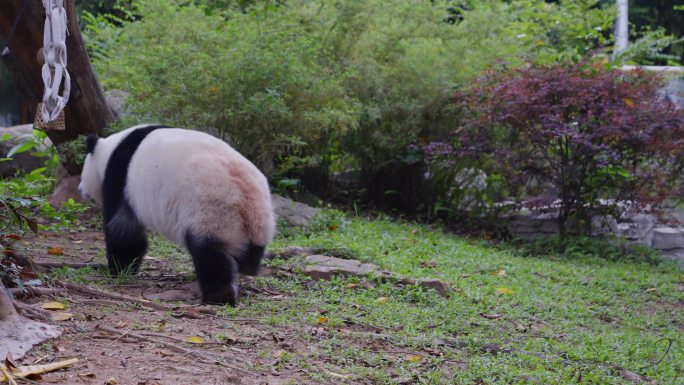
[39,207,683,384]
[234,210,684,384]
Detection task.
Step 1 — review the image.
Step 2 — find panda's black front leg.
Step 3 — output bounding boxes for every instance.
[104,204,148,275]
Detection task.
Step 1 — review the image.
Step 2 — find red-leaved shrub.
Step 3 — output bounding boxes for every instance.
[436,62,684,235]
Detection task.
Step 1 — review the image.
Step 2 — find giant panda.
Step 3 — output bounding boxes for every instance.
[78,124,276,305]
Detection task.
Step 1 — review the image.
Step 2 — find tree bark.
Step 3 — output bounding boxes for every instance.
[0,280,18,321]
[1,0,114,175]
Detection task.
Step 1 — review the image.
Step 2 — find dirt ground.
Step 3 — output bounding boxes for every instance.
[11,230,380,385]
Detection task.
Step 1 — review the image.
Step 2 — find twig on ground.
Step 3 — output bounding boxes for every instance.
[638,337,673,372]
[95,325,254,377]
[11,300,52,321]
[136,331,252,365]
[35,262,107,270]
[0,363,18,385]
[55,281,171,311]
[9,287,67,298]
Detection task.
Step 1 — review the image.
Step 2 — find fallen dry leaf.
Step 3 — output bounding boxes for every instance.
[645,288,657,293]
[316,316,329,325]
[496,287,514,295]
[367,340,384,351]
[324,370,349,380]
[114,321,128,329]
[46,247,64,256]
[41,301,65,310]
[1,358,78,383]
[480,313,503,320]
[492,269,506,277]
[510,319,527,332]
[406,354,424,363]
[51,312,73,322]
[345,283,358,289]
[186,336,204,344]
[375,297,390,304]
[4,353,17,369]
[105,377,118,385]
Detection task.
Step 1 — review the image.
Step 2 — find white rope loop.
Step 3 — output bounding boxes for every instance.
[41,0,70,123]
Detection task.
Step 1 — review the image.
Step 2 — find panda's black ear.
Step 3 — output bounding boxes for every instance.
[86,134,99,154]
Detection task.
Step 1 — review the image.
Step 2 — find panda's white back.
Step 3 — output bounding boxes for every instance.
[125,129,274,252]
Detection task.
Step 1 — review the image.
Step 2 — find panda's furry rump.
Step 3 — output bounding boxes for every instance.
[79,125,276,305]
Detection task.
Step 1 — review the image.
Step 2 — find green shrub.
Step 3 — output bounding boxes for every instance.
[90,0,357,174]
[86,0,619,202]
[520,235,662,265]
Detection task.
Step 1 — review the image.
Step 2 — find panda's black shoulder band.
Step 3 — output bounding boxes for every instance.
[101,124,171,223]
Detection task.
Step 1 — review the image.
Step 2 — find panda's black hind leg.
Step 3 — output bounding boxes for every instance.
[104,204,148,275]
[237,243,265,276]
[185,231,239,306]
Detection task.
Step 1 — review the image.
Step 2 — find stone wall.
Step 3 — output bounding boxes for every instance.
[508,209,684,265]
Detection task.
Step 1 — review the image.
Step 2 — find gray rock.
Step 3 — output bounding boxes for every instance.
[272,194,319,228]
[508,212,559,239]
[303,255,388,280]
[401,277,451,297]
[660,248,684,268]
[0,124,52,177]
[302,254,450,297]
[591,215,618,236]
[651,227,684,250]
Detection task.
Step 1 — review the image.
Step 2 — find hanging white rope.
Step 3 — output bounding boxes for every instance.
[40,0,70,123]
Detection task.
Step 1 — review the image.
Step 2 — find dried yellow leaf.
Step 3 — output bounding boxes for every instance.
[47,247,64,256]
[51,312,73,321]
[186,336,205,344]
[375,297,390,304]
[316,316,329,324]
[41,301,65,310]
[406,354,423,363]
[345,283,358,289]
[623,98,635,107]
[492,269,506,277]
[496,287,514,295]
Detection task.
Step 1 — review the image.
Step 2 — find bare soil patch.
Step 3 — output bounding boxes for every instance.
[12,232,324,385]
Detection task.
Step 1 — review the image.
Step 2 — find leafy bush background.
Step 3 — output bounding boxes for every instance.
[84,0,617,177]
[82,0,682,223]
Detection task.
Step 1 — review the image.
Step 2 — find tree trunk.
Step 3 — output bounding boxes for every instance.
[0,279,62,359]
[0,280,17,321]
[614,0,629,60]
[0,0,114,175]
